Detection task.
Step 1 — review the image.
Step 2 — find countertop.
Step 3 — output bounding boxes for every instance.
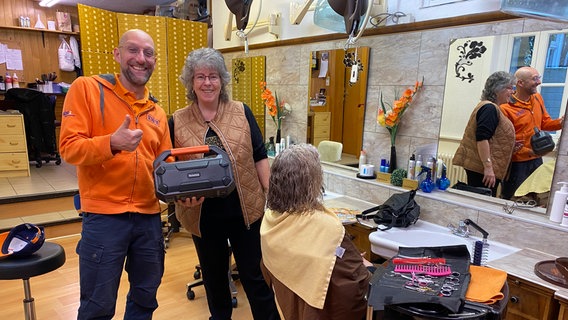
[328,195,568,300]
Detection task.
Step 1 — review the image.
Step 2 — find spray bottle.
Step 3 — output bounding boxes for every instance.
[550,182,568,223]
[436,164,451,191]
[419,166,434,193]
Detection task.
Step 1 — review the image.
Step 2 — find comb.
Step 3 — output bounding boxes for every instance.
[394,264,452,276]
[392,257,446,265]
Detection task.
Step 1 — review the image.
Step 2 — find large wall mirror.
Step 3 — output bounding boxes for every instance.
[438,29,568,211]
[307,47,370,162]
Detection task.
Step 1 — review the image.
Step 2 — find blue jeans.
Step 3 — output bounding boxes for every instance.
[76,212,164,320]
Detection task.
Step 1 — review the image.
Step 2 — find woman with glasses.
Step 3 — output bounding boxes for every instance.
[453,71,516,197]
[168,48,279,320]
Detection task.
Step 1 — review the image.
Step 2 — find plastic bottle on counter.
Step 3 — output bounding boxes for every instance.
[407,154,416,180]
[12,73,19,88]
[5,73,12,90]
[550,182,568,223]
[358,150,367,167]
[414,155,423,180]
[0,75,5,92]
[561,200,568,227]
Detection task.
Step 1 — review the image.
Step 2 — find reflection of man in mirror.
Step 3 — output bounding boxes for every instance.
[500,66,565,200]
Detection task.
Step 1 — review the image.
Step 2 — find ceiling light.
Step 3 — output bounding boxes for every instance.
[38,0,61,7]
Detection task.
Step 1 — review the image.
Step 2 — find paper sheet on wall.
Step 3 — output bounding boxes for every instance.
[6,48,23,70]
[318,59,328,78]
[0,43,7,64]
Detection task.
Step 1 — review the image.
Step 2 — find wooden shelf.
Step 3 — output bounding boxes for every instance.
[0,25,78,36]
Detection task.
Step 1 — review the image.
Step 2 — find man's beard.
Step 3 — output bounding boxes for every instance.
[122,66,151,86]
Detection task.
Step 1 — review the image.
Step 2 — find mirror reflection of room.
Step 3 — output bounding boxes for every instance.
[307,47,369,166]
[439,30,568,208]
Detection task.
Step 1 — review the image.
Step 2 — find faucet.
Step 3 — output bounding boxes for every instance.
[447,220,470,237]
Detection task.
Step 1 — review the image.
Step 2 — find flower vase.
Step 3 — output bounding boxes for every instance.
[276,128,281,142]
[388,145,397,173]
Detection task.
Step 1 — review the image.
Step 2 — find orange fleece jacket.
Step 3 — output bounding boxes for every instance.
[59,74,172,214]
[500,93,562,162]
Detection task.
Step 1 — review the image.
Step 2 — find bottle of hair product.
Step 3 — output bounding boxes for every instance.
[414,155,423,180]
[561,200,568,227]
[407,154,416,179]
[12,73,19,88]
[359,150,367,167]
[5,73,12,90]
[420,166,434,193]
[0,75,5,92]
[550,182,568,223]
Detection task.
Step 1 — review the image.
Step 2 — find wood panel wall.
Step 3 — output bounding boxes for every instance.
[0,0,79,86]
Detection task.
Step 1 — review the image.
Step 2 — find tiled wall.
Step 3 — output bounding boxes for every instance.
[223,17,568,256]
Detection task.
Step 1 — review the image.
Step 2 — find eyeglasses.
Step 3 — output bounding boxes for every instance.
[194,74,220,83]
[121,46,155,59]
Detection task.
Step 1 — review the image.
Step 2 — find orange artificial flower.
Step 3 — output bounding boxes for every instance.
[378,77,424,146]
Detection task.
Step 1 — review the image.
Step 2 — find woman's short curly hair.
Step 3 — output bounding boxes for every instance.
[179,47,231,103]
[267,144,325,213]
[481,71,515,103]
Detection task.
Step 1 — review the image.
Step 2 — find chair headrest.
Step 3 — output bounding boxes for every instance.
[0,223,45,259]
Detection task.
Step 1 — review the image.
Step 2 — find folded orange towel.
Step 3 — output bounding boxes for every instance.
[465,265,507,304]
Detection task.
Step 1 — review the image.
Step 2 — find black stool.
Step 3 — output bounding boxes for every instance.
[0,242,66,320]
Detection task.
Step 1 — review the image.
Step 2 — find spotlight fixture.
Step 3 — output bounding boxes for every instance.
[38,0,61,7]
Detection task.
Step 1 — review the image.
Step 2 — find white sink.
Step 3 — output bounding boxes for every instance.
[369,220,520,262]
[322,191,342,200]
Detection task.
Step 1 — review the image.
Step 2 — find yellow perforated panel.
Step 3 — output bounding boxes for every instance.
[78,4,118,54]
[232,56,266,136]
[167,19,208,114]
[78,5,208,115]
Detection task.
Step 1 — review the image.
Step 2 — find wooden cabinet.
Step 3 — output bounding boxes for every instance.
[0,113,29,177]
[344,222,380,262]
[557,290,568,320]
[506,274,559,320]
[309,111,331,148]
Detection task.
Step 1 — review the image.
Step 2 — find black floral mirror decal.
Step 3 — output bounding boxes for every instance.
[233,59,246,84]
[454,40,487,83]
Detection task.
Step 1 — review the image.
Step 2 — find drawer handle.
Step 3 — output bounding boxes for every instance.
[7,124,16,128]
[11,160,21,164]
[10,142,19,145]
[510,296,519,304]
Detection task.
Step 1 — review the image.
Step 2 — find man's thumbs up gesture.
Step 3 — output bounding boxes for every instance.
[110,115,143,152]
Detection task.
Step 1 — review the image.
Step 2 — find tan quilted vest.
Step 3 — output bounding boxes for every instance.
[453,101,515,180]
[172,101,266,237]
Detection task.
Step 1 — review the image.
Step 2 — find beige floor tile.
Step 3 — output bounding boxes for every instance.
[0,217,25,229]
[21,212,67,225]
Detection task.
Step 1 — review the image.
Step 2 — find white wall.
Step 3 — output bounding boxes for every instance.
[212,0,501,49]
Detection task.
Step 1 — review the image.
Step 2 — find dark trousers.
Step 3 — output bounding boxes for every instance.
[465,170,500,197]
[194,200,279,320]
[76,212,164,320]
[501,158,543,200]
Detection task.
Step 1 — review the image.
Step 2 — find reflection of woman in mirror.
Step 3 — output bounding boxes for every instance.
[453,71,516,197]
[500,67,565,200]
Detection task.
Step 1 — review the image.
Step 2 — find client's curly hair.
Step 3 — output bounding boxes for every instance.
[267,143,325,213]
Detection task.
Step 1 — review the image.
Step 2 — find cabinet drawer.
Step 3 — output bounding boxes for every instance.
[506,275,558,320]
[0,135,27,152]
[0,115,25,135]
[313,127,330,138]
[0,152,29,171]
[313,112,331,126]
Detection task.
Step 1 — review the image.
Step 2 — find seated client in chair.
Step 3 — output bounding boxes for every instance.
[260,143,374,320]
